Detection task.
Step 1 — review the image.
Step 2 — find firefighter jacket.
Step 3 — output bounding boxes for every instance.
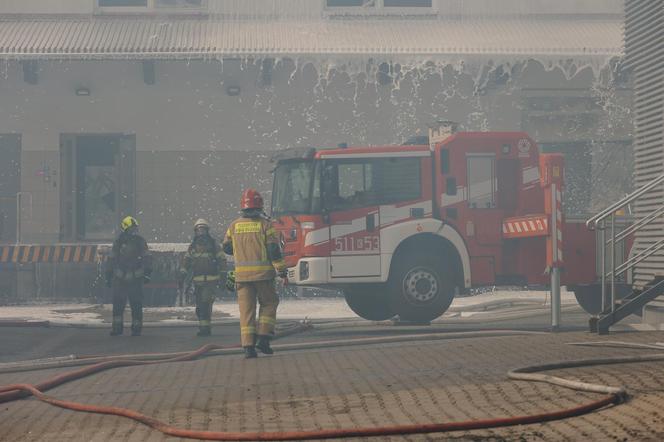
[222,216,287,283]
[106,232,152,283]
[180,234,226,284]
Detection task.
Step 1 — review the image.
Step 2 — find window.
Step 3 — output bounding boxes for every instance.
[156,0,203,7]
[99,0,147,5]
[97,0,205,10]
[384,0,432,6]
[338,162,373,200]
[325,0,433,13]
[496,159,519,210]
[327,0,375,6]
[323,157,421,211]
[467,155,496,209]
[272,161,317,215]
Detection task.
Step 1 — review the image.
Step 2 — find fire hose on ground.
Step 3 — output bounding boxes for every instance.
[0,328,540,374]
[2,328,661,440]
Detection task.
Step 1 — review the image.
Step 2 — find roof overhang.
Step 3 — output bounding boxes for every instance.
[0,15,623,60]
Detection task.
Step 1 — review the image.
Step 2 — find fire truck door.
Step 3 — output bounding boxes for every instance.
[466,153,502,246]
[324,160,381,278]
[329,208,381,278]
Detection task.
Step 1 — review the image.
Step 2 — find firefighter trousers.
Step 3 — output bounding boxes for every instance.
[237,280,279,347]
[194,282,217,332]
[112,280,143,333]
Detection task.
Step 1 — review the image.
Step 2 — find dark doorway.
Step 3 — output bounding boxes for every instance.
[60,134,135,241]
[0,135,21,244]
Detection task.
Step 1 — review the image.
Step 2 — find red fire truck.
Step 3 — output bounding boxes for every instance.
[270,122,604,322]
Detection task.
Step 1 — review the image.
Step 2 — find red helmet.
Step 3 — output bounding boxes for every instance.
[241,188,264,210]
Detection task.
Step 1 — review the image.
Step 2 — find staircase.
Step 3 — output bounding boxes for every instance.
[586,174,664,334]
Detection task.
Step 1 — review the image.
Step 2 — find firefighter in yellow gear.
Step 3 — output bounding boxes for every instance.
[222,189,288,359]
[179,219,226,337]
[105,216,152,337]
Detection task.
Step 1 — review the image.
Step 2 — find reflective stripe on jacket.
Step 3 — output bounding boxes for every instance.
[106,232,152,282]
[223,217,286,282]
[114,267,144,282]
[180,235,225,283]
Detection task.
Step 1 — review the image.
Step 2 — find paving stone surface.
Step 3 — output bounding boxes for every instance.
[2,326,664,441]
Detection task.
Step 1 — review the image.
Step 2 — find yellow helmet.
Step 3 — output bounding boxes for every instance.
[121,216,138,232]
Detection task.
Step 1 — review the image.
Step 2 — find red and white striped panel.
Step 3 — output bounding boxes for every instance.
[553,188,564,264]
[502,215,549,239]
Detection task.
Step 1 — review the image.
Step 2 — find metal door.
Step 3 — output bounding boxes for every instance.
[0,135,21,244]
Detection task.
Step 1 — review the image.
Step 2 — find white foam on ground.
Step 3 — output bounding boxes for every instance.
[0,304,102,324]
[0,289,579,324]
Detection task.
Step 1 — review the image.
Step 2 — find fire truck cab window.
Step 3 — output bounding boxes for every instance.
[467,155,496,209]
[323,157,420,210]
[272,161,316,215]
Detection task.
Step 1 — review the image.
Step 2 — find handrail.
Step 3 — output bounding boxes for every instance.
[608,204,664,245]
[586,173,664,230]
[609,239,664,279]
[587,171,664,322]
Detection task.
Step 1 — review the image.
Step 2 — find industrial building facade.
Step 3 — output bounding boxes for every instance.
[625,0,664,290]
[0,0,630,245]
[0,0,632,302]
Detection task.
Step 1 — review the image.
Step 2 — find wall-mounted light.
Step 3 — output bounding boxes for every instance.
[75,87,91,96]
[226,85,241,96]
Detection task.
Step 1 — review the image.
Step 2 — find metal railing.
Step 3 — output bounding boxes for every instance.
[586,173,664,314]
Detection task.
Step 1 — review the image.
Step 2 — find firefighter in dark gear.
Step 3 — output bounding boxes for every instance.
[179,218,226,337]
[223,189,288,359]
[105,216,152,337]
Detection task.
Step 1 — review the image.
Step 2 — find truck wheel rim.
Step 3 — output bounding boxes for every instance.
[403,267,438,304]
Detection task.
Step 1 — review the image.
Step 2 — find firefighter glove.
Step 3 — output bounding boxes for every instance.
[225,271,236,291]
[278,270,288,286]
[143,274,151,284]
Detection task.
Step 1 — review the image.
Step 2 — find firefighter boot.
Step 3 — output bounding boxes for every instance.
[197,326,211,337]
[109,323,123,336]
[256,335,274,355]
[244,346,258,359]
[131,321,142,336]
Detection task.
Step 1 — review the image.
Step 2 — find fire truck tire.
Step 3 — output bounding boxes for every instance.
[344,285,396,321]
[388,253,454,323]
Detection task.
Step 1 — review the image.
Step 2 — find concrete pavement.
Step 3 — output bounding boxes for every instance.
[2,320,664,441]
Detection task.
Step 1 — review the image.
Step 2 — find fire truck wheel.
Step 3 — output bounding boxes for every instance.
[344,285,396,321]
[388,253,454,323]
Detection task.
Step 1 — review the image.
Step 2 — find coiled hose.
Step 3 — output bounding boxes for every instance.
[1,328,654,440]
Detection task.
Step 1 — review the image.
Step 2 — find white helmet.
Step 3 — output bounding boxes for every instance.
[194,218,209,230]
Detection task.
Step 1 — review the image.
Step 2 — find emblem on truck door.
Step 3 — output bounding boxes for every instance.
[517,139,532,158]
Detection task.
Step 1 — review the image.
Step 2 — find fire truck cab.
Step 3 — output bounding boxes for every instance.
[271,122,597,322]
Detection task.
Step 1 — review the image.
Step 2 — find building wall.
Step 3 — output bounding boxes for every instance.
[0,56,632,243]
[626,0,664,289]
[0,0,623,16]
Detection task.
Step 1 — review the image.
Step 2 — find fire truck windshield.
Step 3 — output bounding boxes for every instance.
[272,160,320,215]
